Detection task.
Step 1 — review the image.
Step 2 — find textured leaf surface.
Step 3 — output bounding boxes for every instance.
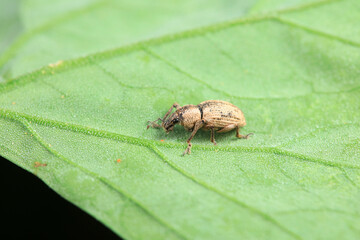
[1,0,360,239]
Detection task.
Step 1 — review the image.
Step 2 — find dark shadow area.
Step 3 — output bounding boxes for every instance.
[0,156,122,240]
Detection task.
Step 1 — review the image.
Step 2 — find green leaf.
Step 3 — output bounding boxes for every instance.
[1,0,360,239]
[0,0,322,80]
[0,0,260,79]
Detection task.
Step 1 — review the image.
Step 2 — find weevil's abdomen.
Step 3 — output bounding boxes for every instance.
[198,100,246,130]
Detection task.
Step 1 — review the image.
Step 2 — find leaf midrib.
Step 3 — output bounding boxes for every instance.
[1,108,359,171]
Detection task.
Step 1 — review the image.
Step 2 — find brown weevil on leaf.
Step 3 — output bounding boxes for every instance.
[147,100,253,155]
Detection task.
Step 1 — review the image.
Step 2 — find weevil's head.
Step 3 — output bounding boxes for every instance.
[163,111,182,133]
[162,105,201,133]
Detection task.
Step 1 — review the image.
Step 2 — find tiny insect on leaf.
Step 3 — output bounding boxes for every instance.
[147,100,253,155]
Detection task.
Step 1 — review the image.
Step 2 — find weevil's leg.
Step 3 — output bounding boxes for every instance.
[210,128,217,145]
[236,125,253,139]
[162,102,181,122]
[147,103,181,129]
[146,118,162,129]
[183,120,206,155]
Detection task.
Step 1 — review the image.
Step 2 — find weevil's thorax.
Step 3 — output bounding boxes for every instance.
[177,105,201,132]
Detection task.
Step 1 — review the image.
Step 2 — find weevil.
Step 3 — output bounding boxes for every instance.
[147,100,253,155]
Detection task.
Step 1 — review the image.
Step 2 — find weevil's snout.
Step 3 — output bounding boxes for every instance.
[163,120,175,133]
[163,113,180,133]
[164,125,174,133]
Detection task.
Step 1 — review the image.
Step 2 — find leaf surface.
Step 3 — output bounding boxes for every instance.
[1,0,360,239]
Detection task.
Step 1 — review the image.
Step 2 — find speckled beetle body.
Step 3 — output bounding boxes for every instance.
[147,100,252,155]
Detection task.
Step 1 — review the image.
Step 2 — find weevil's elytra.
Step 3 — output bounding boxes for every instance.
[147,100,253,155]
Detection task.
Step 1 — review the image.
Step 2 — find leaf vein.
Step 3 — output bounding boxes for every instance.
[94,61,176,94]
[340,168,360,190]
[274,17,360,48]
[149,144,301,239]
[1,0,341,85]
[1,108,359,171]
